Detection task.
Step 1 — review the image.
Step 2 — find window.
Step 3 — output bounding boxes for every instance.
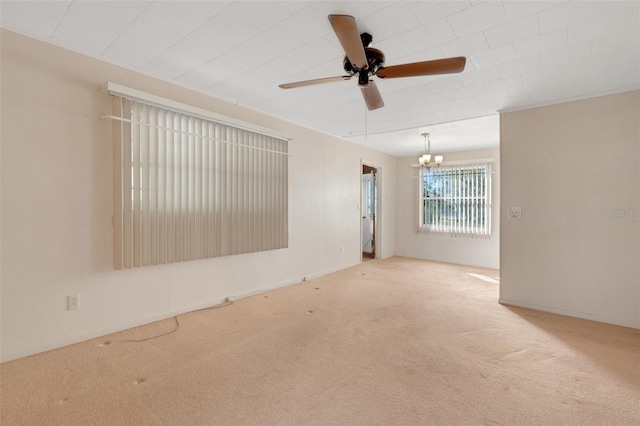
[419,163,491,236]
[110,89,288,269]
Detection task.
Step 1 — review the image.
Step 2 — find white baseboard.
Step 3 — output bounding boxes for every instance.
[2,263,359,363]
[1,297,231,363]
[499,299,640,330]
[228,263,358,300]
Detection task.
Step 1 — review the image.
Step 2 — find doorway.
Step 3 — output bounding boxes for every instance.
[361,164,378,259]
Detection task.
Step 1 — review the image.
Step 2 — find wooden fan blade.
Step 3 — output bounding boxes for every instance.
[360,81,384,110]
[377,57,466,79]
[328,14,368,70]
[279,75,351,89]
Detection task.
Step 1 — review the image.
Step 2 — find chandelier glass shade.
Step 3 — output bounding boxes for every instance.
[419,153,431,166]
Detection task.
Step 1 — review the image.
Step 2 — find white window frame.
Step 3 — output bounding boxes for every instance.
[418,162,492,237]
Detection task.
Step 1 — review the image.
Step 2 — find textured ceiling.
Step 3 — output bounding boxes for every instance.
[1,1,638,156]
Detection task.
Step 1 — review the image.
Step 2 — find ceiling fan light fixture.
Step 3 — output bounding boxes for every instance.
[279,14,467,111]
[358,71,370,87]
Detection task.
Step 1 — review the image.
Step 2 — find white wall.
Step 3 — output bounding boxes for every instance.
[394,148,500,269]
[0,30,396,361]
[500,90,640,329]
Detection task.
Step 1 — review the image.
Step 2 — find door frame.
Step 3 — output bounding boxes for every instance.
[360,160,382,262]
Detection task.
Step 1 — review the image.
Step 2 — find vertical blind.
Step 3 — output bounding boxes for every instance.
[419,163,491,237]
[112,97,288,269]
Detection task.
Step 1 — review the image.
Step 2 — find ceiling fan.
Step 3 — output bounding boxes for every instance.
[278,14,467,111]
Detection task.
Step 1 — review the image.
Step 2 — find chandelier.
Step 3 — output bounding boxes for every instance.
[418,132,443,167]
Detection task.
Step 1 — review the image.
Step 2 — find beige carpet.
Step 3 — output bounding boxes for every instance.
[1,257,638,425]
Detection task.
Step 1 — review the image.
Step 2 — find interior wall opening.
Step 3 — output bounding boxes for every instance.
[362,164,378,260]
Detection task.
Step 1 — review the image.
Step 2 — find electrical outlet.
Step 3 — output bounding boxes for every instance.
[68,295,79,311]
[508,207,522,219]
[341,247,344,254]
